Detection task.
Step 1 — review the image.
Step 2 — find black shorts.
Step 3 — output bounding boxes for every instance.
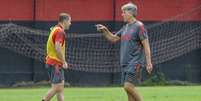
[121,64,142,84]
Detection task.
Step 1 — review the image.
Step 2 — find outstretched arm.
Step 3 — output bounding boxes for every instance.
[96,24,120,42]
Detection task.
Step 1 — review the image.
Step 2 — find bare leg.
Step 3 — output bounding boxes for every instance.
[56,80,65,101]
[57,89,64,101]
[124,82,143,101]
[42,85,57,101]
[43,81,65,101]
[125,91,135,101]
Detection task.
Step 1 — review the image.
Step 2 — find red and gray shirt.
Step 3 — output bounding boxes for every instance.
[115,21,148,67]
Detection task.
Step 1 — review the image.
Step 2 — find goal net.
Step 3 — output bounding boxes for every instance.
[0,5,200,72]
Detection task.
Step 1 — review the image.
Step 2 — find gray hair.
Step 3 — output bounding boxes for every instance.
[121,3,137,17]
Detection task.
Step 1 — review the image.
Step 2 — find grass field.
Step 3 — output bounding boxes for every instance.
[0,86,201,101]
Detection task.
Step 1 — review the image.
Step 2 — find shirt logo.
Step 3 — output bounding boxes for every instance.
[121,34,132,41]
[129,29,134,33]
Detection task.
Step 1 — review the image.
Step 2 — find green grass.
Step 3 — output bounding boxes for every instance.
[0,86,201,101]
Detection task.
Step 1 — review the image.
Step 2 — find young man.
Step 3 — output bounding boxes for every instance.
[96,3,153,101]
[42,13,71,101]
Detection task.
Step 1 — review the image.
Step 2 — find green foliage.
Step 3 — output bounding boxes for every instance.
[141,67,196,86]
[141,70,168,86]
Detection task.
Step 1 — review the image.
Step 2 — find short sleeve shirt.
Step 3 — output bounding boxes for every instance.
[115,21,148,66]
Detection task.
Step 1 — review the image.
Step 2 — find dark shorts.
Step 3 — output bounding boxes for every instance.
[46,64,65,84]
[121,64,143,84]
